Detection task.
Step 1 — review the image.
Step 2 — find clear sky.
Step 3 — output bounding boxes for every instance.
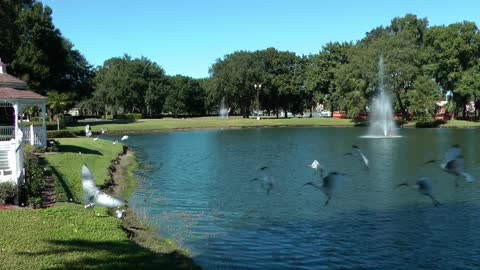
[40,0,480,78]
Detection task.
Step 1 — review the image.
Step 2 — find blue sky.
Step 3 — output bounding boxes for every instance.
[40,0,480,78]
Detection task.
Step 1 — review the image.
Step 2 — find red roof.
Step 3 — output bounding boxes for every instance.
[0,73,27,86]
[0,87,46,100]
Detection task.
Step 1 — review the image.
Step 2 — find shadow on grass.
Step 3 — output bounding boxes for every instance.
[70,120,136,127]
[17,239,199,270]
[50,165,75,202]
[58,144,103,155]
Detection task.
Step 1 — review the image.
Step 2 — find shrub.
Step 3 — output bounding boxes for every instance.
[24,147,45,208]
[20,120,65,130]
[115,113,142,120]
[0,182,17,205]
[46,139,60,152]
[47,130,76,138]
[415,120,445,128]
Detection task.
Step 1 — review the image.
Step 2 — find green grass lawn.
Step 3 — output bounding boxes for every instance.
[440,119,480,128]
[0,204,196,269]
[67,116,359,134]
[65,117,480,135]
[44,138,124,202]
[0,138,198,269]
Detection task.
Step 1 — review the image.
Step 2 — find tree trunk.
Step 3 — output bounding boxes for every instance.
[395,91,407,120]
[309,105,313,118]
[56,115,60,130]
[284,108,288,118]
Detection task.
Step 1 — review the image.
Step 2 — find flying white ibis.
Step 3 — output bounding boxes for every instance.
[395,177,441,207]
[344,145,369,168]
[308,160,324,177]
[302,172,346,206]
[425,145,475,187]
[81,165,126,210]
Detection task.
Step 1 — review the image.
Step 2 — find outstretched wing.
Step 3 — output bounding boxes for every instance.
[353,147,369,167]
[93,192,126,208]
[445,146,461,163]
[81,165,100,204]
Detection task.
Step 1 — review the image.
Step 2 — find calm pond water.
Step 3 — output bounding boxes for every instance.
[125,127,480,269]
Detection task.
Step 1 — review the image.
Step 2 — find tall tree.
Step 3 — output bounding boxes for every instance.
[305,42,352,116]
[47,91,71,130]
[93,55,167,116]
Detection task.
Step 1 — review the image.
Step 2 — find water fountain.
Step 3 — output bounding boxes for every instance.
[363,56,401,138]
[219,97,230,119]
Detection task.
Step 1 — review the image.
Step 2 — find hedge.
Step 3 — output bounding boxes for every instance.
[47,130,76,138]
[115,113,142,120]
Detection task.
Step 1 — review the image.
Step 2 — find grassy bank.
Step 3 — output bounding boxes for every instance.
[0,138,198,269]
[65,117,480,134]
[67,117,359,134]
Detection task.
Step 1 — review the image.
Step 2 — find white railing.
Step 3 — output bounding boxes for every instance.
[1,138,25,185]
[1,125,45,146]
[20,125,45,147]
[0,126,14,141]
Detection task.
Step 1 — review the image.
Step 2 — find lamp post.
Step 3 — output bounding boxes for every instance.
[254,83,262,120]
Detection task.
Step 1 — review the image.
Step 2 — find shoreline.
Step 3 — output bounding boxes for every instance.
[110,147,200,269]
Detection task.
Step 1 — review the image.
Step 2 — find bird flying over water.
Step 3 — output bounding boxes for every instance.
[121,135,129,141]
[395,177,441,207]
[251,175,275,195]
[302,172,346,206]
[424,145,475,187]
[344,145,369,168]
[81,165,126,210]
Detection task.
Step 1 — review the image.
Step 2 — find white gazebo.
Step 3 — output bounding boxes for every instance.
[0,58,47,185]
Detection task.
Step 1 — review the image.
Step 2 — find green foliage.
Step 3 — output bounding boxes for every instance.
[115,113,142,120]
[47,130,76,138]
[0,182,18,205]
[415,120,444,128]
[93,56,169,117]
[47,91,72,130]
[20,119,65,130]
[163,75,206,117]
[407,76,439,122]
[2,1,94,97]
[23,146,45,208]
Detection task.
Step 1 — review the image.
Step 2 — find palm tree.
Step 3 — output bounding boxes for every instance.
[47,91,71,130]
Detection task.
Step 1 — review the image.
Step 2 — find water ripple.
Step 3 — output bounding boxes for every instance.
[127,129,480,269]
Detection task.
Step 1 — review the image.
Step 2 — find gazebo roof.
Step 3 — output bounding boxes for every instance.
[0,73,27,86]
[0,59,27,89]
[0,87,46,100]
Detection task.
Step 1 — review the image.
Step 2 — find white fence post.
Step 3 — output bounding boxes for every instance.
[30,125,34,146]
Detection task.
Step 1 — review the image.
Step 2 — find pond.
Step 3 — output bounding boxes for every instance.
[126,127,480,269]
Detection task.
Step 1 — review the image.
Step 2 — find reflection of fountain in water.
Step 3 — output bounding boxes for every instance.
[363,56,401,139]
[219,97,230,119]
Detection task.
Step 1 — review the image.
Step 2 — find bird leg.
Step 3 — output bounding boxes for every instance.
[428,194,441,207]
[324,196,331,206]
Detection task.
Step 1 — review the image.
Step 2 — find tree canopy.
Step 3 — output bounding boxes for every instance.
[3,5,480,121]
